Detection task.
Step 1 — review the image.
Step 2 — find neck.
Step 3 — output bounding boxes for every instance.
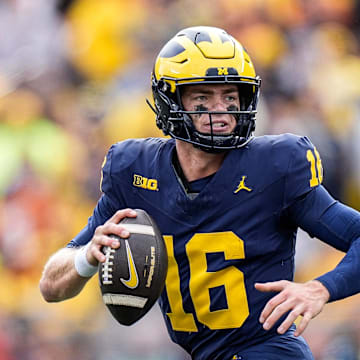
[175,140,227,182]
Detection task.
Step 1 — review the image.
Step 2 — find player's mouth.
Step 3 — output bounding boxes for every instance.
[202,120,232,133]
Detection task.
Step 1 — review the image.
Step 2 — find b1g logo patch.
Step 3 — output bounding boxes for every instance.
[133,174,159,191]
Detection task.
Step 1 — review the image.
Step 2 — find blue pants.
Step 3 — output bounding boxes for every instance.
[231,327,314,360]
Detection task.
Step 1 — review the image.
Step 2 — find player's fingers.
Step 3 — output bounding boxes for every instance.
[255,280,289,293]
[95,221,133,241]
[99,223,131,239]
[262,299,294,330]
[259,291,287,324]
[91,245,106,263]
[276,306,304,334]
[294,312,312,337]
[106,208,137,225]
[89,234,117,262]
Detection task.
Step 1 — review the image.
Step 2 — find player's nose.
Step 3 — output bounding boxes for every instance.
[209,97,227,112]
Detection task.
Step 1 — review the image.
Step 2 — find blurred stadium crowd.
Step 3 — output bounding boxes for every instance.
[0,0,360,359]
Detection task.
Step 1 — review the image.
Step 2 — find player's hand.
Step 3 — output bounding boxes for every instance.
[255,280,330,336]
[86,208,137,265]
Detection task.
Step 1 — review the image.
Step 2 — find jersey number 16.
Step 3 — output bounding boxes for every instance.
[164,232,249,332]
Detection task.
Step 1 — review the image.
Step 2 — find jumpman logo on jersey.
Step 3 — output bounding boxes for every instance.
[234,176,252,193]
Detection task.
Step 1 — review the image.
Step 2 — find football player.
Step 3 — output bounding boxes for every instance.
[40,26,360,360]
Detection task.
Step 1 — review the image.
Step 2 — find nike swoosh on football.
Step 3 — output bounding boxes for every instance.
[120,240,139,289]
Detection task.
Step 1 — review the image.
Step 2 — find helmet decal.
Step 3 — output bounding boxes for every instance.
[205,67,238,76]
[158,40,186,58]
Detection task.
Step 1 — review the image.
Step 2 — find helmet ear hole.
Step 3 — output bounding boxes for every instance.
[151,79,185,137]
[152,84,171,134]
[158,79,170,94]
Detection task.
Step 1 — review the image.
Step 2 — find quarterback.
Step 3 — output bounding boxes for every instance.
[40,26,360,359]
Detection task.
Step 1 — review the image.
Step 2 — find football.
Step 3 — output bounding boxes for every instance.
[98,209,167,326]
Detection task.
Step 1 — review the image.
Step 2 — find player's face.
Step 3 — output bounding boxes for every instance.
[181,84,240,134]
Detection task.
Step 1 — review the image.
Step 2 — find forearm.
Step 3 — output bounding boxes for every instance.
[289,186,360,301]
[40,209,136,302]
[316,237,360,301]
[299,199,360,301]
[39,247,93,302]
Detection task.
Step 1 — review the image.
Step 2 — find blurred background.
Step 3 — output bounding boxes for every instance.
[0,0,360,359]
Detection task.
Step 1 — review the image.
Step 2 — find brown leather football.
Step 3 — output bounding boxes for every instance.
[99,209,167,326]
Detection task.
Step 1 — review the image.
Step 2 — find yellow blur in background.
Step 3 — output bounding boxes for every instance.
[1,0,360,359]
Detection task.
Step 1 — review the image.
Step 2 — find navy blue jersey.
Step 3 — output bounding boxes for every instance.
[68,134,325,359]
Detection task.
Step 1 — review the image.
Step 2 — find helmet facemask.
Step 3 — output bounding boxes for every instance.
[151,75,261,152]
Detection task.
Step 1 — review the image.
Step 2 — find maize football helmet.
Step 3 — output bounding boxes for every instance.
[150,26,261,152]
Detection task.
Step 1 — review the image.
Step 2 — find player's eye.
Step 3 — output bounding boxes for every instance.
[225,95,237,102]
[195,95,207,102]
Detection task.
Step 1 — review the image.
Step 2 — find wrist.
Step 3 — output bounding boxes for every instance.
[74,243,98,278]
[310,280,330,303]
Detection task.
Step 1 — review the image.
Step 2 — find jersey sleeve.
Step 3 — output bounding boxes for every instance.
[287,184,360,301]
[283,136,324,208]
[67,144,126,247]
